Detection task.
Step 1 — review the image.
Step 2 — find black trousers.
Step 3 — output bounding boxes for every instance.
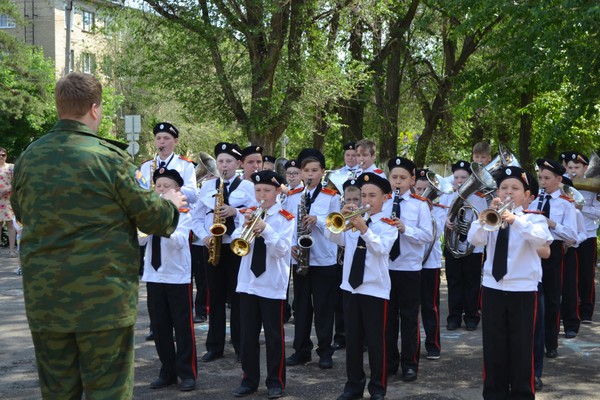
[386,270,421,374]
[481,287,536,400]
[205,245,241,354]
[577,238,597,321]
[191,245,207,318]
[542,241,564,351]
[342,291,388,398]
[420,268,441,355]
[239,293,286,390]
[561,247,580,333]
[292,265,338,358]
[533,282,545,378]
[147,282,197,380]
[444,249,483,326]
[334,262,346,345]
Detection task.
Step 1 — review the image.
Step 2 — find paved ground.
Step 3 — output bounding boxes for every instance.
[1,246,599,399]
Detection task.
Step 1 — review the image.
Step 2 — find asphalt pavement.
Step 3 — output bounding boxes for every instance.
[1,247,599,399]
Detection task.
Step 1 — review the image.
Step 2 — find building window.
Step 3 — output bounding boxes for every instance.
[0,14,16,29]
[82,11,95,32]
[82,53,95,74]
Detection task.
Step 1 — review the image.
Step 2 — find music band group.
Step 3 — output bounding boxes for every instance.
[140,122,600,400]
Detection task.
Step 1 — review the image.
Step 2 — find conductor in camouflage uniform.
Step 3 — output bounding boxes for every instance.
[10,72,187,400]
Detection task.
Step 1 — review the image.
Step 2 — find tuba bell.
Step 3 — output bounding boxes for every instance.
[485,144,520,177]
[444,163,497,258]
[572,151,600,195]
[196,151,219,187]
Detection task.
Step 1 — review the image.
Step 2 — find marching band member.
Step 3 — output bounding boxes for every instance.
[355,139,386,178]
[533,158,578,358]
[325,173,397,400]
[442,160,487,331]
[472,142,493,167]
[192,142,257,363]
[240,145,264,181]
[414,169,448,360]
[468,166,552,400]
[285,148,341,369]
[262,155,276,171]
[140,168,196,392]
[231,170,294,399]
[384,157,433,382]
[564,152,600,323]
[337,142,360,177]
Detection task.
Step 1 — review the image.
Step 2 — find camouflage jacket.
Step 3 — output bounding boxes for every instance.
[11,120,180,332]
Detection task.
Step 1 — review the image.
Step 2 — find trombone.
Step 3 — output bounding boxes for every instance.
[478,197,515,232]
[230,200,266,257]
[326,204,371,234]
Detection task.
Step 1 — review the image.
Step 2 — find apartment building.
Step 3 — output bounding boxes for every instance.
[2,0,116,77]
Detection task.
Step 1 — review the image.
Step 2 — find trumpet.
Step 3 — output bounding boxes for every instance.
[230,201,266,257]
[326,204,371,234]
[479,197,514,232]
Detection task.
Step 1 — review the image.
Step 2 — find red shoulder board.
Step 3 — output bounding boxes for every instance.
[288,187,304,196]
[523,209,543,214]
[381,217,396,226]
[474,191,487,198]
[410,193,428,202]
[559,195,574,203]
[239,206,258,214]
[179,155,194,163]
[374,168,384,174]
[433,203,449,209]
[279,209,295,220]
[321,187,338,196]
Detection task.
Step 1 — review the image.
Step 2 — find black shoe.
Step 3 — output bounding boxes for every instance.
[332,341,346,351]
[371,395,385,400]
[465,323,478,331]
[286,352,311,366]
[319,356,333,369]
[534,376,543,391]
[336,392,363,400]
[581,319,592,324]
[565,330,577,339]
[233,386,257,397]
[426,351,440,360]
[446,322,460,331]
[403,368,418,382]
[150,376,177,389]
[179,378,196,391]
[201,351,224,362]
[193,315,207,324]
[145,330,155,341]
[268,387,284,399]
[546,349,558,358]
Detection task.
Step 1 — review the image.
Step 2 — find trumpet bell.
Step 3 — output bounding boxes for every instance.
[325,212,347,234]
[479,209,503,231]
[196,151,219,183]
[231,238,250,257]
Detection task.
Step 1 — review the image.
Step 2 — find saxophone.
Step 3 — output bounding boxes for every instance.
[208,175,227,266]
[296,179,313,276]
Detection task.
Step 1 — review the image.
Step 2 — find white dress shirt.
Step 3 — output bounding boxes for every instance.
[140,212,192,284]
[140,153,198,204]
[580,189,600,238]
[423,203,448,269]
[532,189,578,243]
[326,211,397,299]
[468,207,553,292]
[234,203,294,300]
[382,191,434,271]
[360,164,386,178]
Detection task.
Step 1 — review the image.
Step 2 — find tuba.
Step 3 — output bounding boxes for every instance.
[196,151,219,188]
[207,174,227,266]
[230,201,266,257]
[422,172,454,263]
[572,151,600,197]
[560,184,586,208]
[485,144,520,177]
[444,163,497,258]
[296,180,313,276]
[326,204,371,234]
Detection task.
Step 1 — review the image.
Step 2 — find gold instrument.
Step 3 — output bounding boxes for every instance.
[484,144,520,176]
[230,201,266,256]
[444,162,497,258]
[572,151,600,197]
[196,151,219,188]
[422,172,453,263]
[479,197,515,232]
[326,204,371,234]
[208,173,227,266]
[296,179,313,276]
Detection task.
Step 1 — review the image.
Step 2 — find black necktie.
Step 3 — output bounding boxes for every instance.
[390,197,404,261]
[541,194,551,218]
[349,218,371,289]
[151,235,161,270]
[251,236,267,277]
[306,183,322,214]
[159,161,165,168]
[492,225,510,282]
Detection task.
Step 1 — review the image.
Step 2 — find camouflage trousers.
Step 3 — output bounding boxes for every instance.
[31,325,134,400]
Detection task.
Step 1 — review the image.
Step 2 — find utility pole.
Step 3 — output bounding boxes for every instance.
[64,0,74,77]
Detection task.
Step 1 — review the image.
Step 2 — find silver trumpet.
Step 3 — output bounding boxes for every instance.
[479,197,515,232]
